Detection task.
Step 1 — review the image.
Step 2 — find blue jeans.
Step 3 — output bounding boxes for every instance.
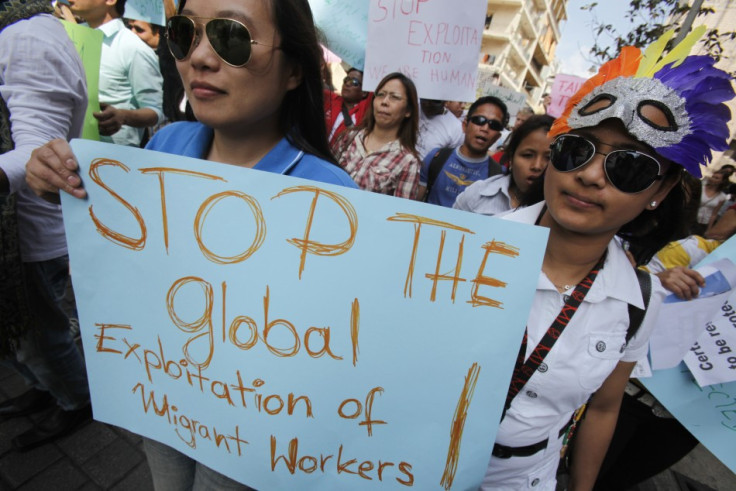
[143,438,256,490]
[2,255,89,410]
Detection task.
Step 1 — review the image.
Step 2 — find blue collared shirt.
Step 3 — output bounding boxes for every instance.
[98,18,163,147]
[146,122,358,188]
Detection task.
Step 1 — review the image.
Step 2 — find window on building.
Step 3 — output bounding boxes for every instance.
[485,14,493,30]
[531,57,543,74]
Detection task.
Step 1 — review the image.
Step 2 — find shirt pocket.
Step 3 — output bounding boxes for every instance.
[578,331,627,391]
[367,164,396,193]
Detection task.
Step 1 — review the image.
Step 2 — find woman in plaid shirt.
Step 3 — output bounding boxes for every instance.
[332,72,421,200]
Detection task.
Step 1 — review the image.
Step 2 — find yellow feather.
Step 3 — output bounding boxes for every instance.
[651,25,708,73]
[635,29,675,78]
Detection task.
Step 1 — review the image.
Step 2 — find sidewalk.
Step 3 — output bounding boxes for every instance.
[2,357,735,490]
[0,363,153,491]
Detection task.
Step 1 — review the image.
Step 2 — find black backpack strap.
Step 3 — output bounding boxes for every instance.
[627,269,652,343]
[488,155,503,178]
[340,103,354,128]
[424,147,454,202]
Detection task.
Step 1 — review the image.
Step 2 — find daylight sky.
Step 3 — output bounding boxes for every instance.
[556,0,631,77]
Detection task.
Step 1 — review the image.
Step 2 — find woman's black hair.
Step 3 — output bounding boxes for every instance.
[272,0,336,164]
[176,0,336,164]
[619,165,685,265]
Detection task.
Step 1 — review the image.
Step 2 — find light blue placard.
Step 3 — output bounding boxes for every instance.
[642,235,736,473]
[309,0,368,69]
[62,139,547,490]
[125,0,166,27]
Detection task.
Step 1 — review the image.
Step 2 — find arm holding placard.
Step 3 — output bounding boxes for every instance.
[26,139,86,202]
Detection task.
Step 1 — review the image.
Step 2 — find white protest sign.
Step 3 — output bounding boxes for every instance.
[547,74,586,118]
[650,258,736,370]
[363,0,486,100]
[684,265,736,386]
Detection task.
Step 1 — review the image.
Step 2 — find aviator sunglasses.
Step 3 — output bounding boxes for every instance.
[550,134,664,194]
[343,76,362,87]
[166,15,278,67]
[468,115,504,132]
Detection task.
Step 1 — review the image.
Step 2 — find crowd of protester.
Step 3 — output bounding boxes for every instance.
[2,0,736,490]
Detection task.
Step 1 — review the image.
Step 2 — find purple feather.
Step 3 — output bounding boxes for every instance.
[647,55,735,175]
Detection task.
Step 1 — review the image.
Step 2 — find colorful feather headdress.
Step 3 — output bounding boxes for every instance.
[549,27,735,177]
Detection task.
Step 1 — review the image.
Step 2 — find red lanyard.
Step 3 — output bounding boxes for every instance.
[502,252,606,420]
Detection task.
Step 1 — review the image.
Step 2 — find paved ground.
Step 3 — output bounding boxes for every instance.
[1,361,735,490]
[0,362,153,491]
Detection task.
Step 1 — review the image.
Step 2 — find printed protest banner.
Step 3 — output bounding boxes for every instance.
[650,258,736,370]
[363,0,487,100]
[309,0,369,70]
[61,21,103,141]
[682,259,736,386]
[643,236,736,473]
[125,0,166,27]
[546,74,585,118]
[62,140,547,490]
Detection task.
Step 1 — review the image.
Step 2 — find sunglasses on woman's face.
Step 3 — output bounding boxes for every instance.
[343,76,362,87]
[550,134,663,194]
[166,15,277,67]
[468,115,504,132]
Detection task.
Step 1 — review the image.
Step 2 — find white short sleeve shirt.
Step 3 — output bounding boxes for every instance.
[497,202,666,446]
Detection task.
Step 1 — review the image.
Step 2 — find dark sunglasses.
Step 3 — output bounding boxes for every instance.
[550,134,663,193]
[166,15,277,67]
[468,115,504,132]
[343,76,362,87]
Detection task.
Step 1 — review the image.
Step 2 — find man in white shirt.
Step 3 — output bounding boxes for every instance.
[69,0,164,146]
[0,6,90,451]
[416,99,464,159]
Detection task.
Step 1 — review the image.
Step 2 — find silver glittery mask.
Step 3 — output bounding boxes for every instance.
[567,77,691,150]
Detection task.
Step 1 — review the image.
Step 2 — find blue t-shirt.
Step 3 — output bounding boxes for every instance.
[419,147,496,207]
[146,122,358,188]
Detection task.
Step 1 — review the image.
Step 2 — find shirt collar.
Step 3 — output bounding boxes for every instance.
[505,202,646,307]
[479,174,511,198]
[254,137,304,175]
[186,124,303,175]
[97,18,124,38]
[356,130,401,155]
[588,238,646,307]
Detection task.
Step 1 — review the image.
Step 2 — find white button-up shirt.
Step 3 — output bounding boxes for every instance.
[453,174,513,216]
[481,202,665,490]
[98,18,163,147]
[498,202,664,445]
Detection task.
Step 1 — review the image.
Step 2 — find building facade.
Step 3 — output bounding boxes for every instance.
[479,0,567,113]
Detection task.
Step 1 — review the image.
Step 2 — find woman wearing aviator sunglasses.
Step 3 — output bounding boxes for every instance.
[482,33,734,490]
[26,0,356,488]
